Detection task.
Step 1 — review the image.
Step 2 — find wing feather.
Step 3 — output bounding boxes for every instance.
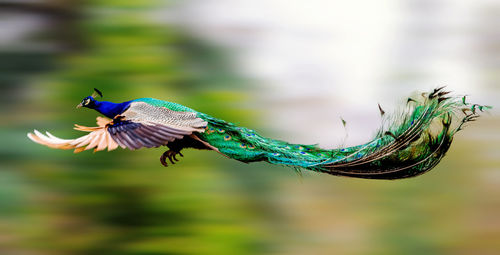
[104,102,207,150]
[29,101,209,152]
[125,130,151,148]
[107,133,119,151]
[113,133,128,149]
[86,132,102,151]
[139,126,171,143]
[96,132,109,151]
[28,117,120,153]
[115,132,135,149]
[122,102,207,132]
[75,135,93,148]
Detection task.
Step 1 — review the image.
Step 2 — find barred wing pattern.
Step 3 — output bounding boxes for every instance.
[28,102,208,153]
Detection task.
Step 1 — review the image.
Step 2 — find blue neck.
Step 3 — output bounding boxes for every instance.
[93,100,132,119]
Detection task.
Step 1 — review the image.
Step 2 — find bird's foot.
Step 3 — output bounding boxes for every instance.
[160,150,184,167]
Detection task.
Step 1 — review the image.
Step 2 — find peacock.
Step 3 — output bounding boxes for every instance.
[28,87,490,179]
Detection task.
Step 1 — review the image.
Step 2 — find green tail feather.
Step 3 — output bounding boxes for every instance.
[196,88,489,179]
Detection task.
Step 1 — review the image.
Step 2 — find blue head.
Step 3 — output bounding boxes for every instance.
[76,88,132,118]
[76,88,103,109]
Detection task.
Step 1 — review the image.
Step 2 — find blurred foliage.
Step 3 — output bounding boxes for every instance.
[0,1,272,255]
[1,1,499,255]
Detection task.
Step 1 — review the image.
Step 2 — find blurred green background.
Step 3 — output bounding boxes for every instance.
[0,0,499,254]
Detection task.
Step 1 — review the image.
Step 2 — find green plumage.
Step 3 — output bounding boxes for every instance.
[29,87,489,180]
[133,98,197,113]
[189,88,487,179]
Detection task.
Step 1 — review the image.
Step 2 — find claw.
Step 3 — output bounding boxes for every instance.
[160,150,183,167]
[160,152,169,167]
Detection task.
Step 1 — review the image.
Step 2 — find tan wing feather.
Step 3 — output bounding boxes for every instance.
[96,132,109,152]
[85,132,102,151]
[27,117,118,153]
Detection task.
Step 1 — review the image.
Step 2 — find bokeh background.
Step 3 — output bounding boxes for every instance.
[1,0,499,254]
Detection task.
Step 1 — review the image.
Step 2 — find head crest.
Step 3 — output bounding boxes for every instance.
[92,88,103,98]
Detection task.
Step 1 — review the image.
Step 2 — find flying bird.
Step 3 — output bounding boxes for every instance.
[28,88,489,179]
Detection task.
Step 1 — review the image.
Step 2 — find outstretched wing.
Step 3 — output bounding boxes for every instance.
[28,117,120,153]
[28,102,208,153]
[107,102,207,150]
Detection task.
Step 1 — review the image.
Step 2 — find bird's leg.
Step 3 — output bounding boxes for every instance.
[160,150,184,167]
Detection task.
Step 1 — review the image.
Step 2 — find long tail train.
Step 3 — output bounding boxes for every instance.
[196,87,490,179]
[28,88,489,180]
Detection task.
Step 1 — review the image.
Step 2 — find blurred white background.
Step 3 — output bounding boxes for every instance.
[169,0,499,146]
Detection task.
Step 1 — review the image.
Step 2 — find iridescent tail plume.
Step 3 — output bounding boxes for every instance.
[198,87,490,179]
[317,87,490,179]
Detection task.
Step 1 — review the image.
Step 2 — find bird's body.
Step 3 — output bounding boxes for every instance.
[28,88,489,180]
[91,100,134,119]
